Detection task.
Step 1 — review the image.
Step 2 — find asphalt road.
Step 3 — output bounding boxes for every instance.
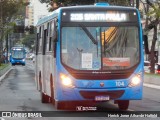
[0,61,160,120]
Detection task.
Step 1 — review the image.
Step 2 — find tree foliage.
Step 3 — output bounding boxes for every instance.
[0,0,28,41]
[0,0,29,64]
[1,0,28,24]
[22,34,36,50]
[141,0,160,73]
[39,0,130,11]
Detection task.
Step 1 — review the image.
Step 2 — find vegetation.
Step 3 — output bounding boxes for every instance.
[22,33,36,51]
[145,73,160,77]
[39,0,130,11]
[0,63,10,69]
[141,0,160,73]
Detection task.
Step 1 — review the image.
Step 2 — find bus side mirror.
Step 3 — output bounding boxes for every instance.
[143,35,150,54]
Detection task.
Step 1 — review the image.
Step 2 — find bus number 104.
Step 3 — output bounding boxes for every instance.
[116,81,125,87]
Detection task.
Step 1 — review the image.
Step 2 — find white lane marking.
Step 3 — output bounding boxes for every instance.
[143,83,160,90]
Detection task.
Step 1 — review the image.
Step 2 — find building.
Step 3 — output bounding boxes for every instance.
[25,0,34,27]
[25,0,49,26]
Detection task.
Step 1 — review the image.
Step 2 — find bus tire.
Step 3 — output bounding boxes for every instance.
[41,92,50,103]
[117,100,129,110]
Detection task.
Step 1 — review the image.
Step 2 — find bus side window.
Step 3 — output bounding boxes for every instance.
[47,22,49,37]
[38,26,42,53]
[49,19,57,52]
[42,23,48,55]
[49,21,53,51]
[36,33,39,55]
[53,19,57,41]
[45,22,50,52]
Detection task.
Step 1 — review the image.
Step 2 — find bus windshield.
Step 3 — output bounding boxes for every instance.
[61,26,139,71]
[11,50,24,59]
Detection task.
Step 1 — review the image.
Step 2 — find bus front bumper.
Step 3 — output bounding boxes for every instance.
[55,86,143,102]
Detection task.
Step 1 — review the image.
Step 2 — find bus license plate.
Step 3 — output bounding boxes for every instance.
[95,96,110,101]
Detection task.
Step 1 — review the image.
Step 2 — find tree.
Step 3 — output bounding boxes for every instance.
[141,0,160,73]
[39,0,130,11]
[0,0,29,64]
[22,34,36,51]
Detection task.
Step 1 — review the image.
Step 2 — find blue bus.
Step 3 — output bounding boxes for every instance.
[10,47,26,66]
[35,2,145,110]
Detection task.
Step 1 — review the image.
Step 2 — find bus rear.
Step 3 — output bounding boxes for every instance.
[55,5,143,110]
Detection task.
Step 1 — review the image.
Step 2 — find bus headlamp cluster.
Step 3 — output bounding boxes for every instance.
[60,73,74,88]
[129,73,141,87]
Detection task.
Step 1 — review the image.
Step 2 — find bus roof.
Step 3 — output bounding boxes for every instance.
[36,9,59,26]
[36,4,138,26]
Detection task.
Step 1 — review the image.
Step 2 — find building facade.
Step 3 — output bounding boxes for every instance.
[25,0,49,26]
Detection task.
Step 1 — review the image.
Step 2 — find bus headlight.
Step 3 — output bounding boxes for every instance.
[129,74,141,87]
[60,73,74,88]
[22,59,25,61]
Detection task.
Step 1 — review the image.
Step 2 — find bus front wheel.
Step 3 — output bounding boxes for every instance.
[117,100,129,110]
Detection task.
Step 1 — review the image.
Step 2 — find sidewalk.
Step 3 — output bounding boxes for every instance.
[144,74,160,89]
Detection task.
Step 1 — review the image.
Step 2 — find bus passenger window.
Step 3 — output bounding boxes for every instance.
[49,37,52,51]
[47,22,49,37]
[43,29,47,55]
[36,33,39,55]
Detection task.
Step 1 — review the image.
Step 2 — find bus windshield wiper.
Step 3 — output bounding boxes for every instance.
[79,24,98,45]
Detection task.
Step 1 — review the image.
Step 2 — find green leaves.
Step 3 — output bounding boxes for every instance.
[39,0,130,11]
[147,5,160,19]
[0,0,28,40]
[22,34,36,50]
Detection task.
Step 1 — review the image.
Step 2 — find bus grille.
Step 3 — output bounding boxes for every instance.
[79,90,124,99]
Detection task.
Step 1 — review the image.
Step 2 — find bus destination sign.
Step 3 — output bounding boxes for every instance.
[62,11,137,22]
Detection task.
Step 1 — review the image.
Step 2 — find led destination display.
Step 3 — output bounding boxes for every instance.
[62,9,138,22]
[70,13,128,22]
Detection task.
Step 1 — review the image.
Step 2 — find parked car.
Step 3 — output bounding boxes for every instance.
[155,63,160,74]
[144,61,150,73]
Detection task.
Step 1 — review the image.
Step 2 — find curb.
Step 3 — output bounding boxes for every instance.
[143,83,160,90]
